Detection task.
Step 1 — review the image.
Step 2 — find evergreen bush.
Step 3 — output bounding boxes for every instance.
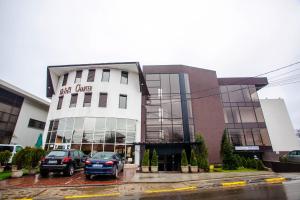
[151,149,158,166]
[190,149,197,166]
[249,158,257,169]
[256,159,265,170]
[195,134,209,171]
[235,154,242,168]
[0,150,12,166]
[142,149,150,166]
[220,129,238,170]
[181,149,188,166]
[241,156,247,168]
[31,148,46,168]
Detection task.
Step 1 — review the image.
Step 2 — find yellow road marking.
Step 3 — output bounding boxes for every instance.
[64,192,120,199]
[222,181,247,187]
[145,186,197,194]
[16,199,32,200]
[265,177,286,183]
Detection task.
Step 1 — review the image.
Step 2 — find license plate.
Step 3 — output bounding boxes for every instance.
[48,160,57,164]
[93,164,103,167]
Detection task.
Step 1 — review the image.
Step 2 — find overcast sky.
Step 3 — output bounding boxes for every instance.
[0,0,300,128]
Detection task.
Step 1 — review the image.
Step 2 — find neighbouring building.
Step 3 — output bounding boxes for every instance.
[0,79,49,147]
[43,62,297,171]
[142,65,273,170]
[260,98,300,160]
[296,129,300,143]
[43,62,148,166]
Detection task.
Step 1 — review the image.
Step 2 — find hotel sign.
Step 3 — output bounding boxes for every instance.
[59,84,92,95]
[235,146,259,151]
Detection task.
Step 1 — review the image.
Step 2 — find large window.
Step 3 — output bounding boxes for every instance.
[69,94,78,108]
[28,118,45,130]
[87,69,95,82]
[121,71,128,84]
[57,96,63,110]
[45,117,137,154]
[220,84,270,147]
[83,93,92,107]
[99,93,108,107]
[75,70,82,83]
[101,69,110,82]
[62,74,68,86]
[145,73,194,143]
[119,94,127,109]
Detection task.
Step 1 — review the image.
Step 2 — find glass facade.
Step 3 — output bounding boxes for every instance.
[220,85,271,147]
[0,88,23,143]
[145,73,194,143]
[45,117,136,159]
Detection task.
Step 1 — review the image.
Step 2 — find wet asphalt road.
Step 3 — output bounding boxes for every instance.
[90,180,300,200]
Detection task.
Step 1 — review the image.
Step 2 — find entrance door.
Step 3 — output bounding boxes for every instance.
[158,153,180,171]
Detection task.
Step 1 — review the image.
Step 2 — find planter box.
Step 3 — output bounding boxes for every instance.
[141,166,149,173]
[151,166,158,172]
[199,168,205,173]
[190,166,198,173]
[11,169,23,178]
[181,166,189,173]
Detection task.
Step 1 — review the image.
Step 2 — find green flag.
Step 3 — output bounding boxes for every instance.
[35,134,43,148]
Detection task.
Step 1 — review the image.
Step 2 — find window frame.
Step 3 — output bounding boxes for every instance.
[74,70,83,83]
[87,69,96,82]
[99,92,108,107]
[119,94,127,109]
[57,96,64,110]
[83,93,92,107]
[62,73,68,86]
[120,71,128,84]
[101,69,110,82]
[69,93,78,108]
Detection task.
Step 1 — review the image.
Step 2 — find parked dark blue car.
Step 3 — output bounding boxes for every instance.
[84,152,124,179]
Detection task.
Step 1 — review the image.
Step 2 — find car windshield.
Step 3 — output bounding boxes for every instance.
[0,146,14,152]
[92,152,114,160]
[47,151,67,157]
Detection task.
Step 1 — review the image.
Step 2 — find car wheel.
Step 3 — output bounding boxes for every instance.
[40,170,49,177]
[113,165,118,179]
[64,164,74,176]
[85,174,91,180]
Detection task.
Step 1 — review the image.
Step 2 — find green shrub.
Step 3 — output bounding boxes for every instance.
[241,156,247,168]
[181,149,188,166]
[248,159,257,169]
[12,147,29,170]
[151,149,158,166]
[12,147,46,170]
[256,159,265,170]
[0,150,12,166]
[31,148,46,168]
[195,134,209,171]
[190,149,197,166]
[221,129,238,170]
[142,149,150,166]
[235,155,242,168]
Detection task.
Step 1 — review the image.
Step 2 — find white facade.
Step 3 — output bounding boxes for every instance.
[43,63,146,165]
[260,99,300,152]
[0,79,49,147]
[11,99,48,146]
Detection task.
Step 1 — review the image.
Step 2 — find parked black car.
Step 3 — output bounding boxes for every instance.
[40,149,87,177]
[84,152,124,179]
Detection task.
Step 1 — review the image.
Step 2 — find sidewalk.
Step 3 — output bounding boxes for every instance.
[1,171,294,199]
[126,171,277,183]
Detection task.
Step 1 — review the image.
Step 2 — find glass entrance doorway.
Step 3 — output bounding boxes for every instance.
[158,153,181,171]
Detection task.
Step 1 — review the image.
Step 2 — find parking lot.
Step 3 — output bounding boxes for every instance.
[0,170,123,189]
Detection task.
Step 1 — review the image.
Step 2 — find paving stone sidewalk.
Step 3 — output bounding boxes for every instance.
[0,171,288,199]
